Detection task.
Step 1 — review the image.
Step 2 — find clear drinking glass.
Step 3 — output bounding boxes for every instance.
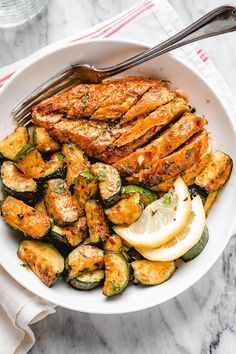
[0,0,48,28]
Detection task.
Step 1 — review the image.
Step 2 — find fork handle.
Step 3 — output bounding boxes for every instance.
[95,5,236,78]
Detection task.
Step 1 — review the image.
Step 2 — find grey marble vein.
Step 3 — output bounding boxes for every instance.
[0,0,236,353]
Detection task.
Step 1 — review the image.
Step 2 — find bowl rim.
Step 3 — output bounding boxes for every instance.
[1,37,236,314]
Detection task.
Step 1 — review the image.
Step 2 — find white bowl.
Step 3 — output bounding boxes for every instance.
[0,39,235,314]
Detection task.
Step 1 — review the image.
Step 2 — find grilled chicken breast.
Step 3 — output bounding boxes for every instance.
[32,76,213,192]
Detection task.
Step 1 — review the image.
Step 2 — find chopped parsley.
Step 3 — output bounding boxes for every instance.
[54,182,67,195]
[97,171,107,181]
[58,152,64,161]
[185,148,193,159]
[111,280,121,292]
[163,191,173,205]
[81,93,90,105]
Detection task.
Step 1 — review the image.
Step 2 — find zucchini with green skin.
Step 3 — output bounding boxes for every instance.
[62,143,88,186]
[1,196,51,239]
[33,127,60,153]
[189,185,218,216]
[90,163,122,207]
[123,185,158,207]
[103,252,130,296]
[0,127,33,161]
[44,179,78,226]
[50,217,88,247]
[195,150,233,192]
[65,244,104,280]
[1,161,38,202]
[181,226,209,261]
[67,269,105,290]
[17,240,64,287]
[16,150,66,181]
[73,170,98,217]
[105,192,143,225]
[131,260,175,285]
[85,199,110,243]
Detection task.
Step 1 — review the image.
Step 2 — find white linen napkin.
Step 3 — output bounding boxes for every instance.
[0,1,236,353]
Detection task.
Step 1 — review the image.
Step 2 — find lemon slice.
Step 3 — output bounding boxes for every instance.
[137,195,205,261]
[114,177,191,248]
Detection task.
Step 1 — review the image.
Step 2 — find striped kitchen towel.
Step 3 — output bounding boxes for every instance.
[0,1,236,354]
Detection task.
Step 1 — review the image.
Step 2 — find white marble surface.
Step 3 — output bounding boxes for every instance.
[1,0,236,353]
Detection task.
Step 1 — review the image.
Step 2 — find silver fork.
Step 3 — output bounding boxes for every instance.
[12,5,236,126]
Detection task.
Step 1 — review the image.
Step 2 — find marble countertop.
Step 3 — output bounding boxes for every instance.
[1,0,236,353]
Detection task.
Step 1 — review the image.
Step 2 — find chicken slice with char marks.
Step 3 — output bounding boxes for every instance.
[121,85,176,124]
[91,78,161,120]
[114,97,189,148]
[150,151,211,192]
[50,119,109,150]
[113,111,207,176]
[126,130,209,186]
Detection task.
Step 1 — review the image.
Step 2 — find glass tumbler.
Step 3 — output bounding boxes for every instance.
[0,0,48,28]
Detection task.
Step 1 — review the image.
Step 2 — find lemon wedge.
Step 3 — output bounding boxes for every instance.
[114,177,191,248]
[137,195,205,261]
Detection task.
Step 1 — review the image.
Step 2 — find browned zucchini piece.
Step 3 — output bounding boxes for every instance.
[44,179,78,226]
[50,216,88,247]
[103,252,129,296]
[73,170,98,217]
[16,149,66,180]
[0,127,32,161]
[1,196,51,239]
[1,161,38,202]
[103,234,123,252]
[62,143,88,186]
[131,260,175,285]
[195,150,233,192]
[85,199,109,243]
[33,127,60,153]
[105,192,143,225]
[17,240,64,287]
[90,162,121,207]
[65,244,104,279]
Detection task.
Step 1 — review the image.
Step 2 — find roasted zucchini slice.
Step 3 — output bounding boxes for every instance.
[123,185,158,207]
[73,170,98,217]
[67,269,105,290]
[62,143,88,186]
[103,234,123,252]
[50,217,88,247]
[105,192,143,225]
[1,161,38,202]
[17,240,64,287]
[131,260,175,285]
[90,163,122,207]
[195,150,233,192]
[44,179,78,226]
[16,150,66,180]
[33,127,60,153]
[189,185,218,216]
[0,127,33,161]
[103,252,129,296]
[1,196,51,239]
[85,199,110,243]
[181,226,209,262]
[65,244,104,280]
